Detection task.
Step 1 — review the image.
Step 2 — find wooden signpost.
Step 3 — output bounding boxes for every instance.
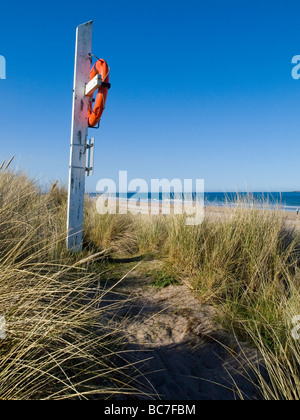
[67,21,110,252]
[67,21,93,252]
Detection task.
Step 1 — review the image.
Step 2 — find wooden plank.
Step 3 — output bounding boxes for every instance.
[85,74,102,96]
[67,21,93,252]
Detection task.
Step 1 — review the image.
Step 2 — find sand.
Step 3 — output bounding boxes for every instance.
[205,205,300,230]
[103,261,263,400]
[96,197,300,230]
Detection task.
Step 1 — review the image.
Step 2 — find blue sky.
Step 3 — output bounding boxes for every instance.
[0,0,300,192]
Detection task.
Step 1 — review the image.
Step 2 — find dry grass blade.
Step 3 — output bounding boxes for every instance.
[4,155,15,171]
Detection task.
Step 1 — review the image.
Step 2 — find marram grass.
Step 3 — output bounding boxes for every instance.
[0,170,146,400]
[1,169,300,399]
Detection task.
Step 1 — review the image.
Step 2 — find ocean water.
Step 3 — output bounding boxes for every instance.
[89,192,300,213]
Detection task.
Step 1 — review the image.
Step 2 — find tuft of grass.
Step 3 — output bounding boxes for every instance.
[0,170,147,400]
[134,214,170,255]
[149,268,178,289]
[84,199,139,256]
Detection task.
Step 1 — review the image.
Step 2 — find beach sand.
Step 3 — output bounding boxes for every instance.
[103,260,263,400]
[98,197,300,229]
[205,205,300,230]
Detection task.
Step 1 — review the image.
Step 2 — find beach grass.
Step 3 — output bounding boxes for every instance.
[1,169,300,399]
[0,170,146,400]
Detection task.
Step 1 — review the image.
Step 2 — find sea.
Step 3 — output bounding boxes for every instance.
[89,192,300,213]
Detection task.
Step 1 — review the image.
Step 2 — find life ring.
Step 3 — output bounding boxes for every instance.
[88,59,110,127]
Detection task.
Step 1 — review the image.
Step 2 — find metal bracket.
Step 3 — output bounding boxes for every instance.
[88,121,100,129]
[85,138,95,177]
[85,142,94,151]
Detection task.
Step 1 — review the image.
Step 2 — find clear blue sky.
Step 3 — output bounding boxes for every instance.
[0,0,300,192]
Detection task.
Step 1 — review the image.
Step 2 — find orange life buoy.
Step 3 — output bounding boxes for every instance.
[88,59,110,127]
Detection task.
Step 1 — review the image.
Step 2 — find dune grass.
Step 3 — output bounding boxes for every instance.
[1,168,300,399]
[0,170,146,400]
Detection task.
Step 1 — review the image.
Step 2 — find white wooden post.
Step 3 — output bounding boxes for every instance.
[67,21,93,252]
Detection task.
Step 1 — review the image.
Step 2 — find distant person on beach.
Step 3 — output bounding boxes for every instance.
[297,208,299,215]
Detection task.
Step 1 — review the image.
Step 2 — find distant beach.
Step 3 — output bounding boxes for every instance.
[89,192,300,213]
